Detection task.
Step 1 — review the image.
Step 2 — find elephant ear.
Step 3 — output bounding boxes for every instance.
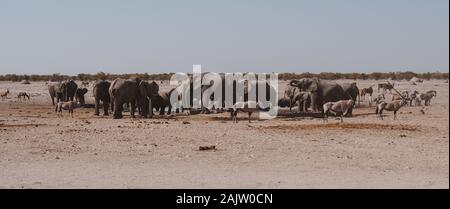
[309,78,319,92]
[137,80,146,96]
[150,81,159,96]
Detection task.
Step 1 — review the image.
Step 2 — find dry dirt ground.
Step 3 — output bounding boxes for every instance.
[0,79,448,188]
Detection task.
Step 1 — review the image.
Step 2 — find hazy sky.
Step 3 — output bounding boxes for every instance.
[0,0,448,75]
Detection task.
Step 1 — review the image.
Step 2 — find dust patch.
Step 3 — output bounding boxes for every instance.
[0,123,47,128]
[263,123,419,132]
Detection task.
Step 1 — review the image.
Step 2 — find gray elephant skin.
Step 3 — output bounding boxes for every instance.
[153,88,176,115]
[93,80,111,116]
[138,80,160,118]
[48,80,78,105]
[75,88,88,106]
[340,82,359,115]
[48,83,64,105]
[294,91,311,112]
[109,78,141,119]
[290,78,350,112]
[61,80,78,101]
[284,85,298,111]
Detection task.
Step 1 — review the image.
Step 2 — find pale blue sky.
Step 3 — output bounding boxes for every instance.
[0,0,448,75]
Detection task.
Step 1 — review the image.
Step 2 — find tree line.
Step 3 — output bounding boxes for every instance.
[0,71,448,82]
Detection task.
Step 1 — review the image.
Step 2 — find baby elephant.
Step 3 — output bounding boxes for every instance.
[322,100,354,123]
[55,101,78,118]
[375,99,407,120]
[17,92,30,100]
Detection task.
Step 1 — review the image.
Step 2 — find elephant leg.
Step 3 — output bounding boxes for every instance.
[160,106,165,115]
[138,98,144,117]
[289,98,293,112]
[168,105,172,115]
[148,99,154,118]
[139,98,147,117]
[248,112,252,123]
[110,98,114,113]
[144,99,150,118]
[113,100,123,119]
[310,94,318,112]
[103,100,110,116]
[94,98,100,115]
[130,101,136,118]
[51,96,55,106]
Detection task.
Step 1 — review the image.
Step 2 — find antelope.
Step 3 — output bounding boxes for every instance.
[375,99,407,120]
[55,101,78,118]
[17,92,30,101]
[322,99,355,123]
[230,101,270,123]
[1,89,10,100]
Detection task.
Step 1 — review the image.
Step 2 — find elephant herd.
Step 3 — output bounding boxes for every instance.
[48,80,88,106]
[282,78,359,116]
[48,77,361,120]
[49,78,174,119]
[48,77,434,121]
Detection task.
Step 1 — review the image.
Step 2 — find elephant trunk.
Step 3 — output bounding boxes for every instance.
[310,93,318,112]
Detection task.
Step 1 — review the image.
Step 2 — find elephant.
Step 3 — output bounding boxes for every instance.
[93,80,111,116]
[181,73,277,115]
[153,88,176,115]
[109,78,141,119]
[137,80,160,118]
[284,85,298,112]
[278,91,310,112]
[289,78,350,112]
[278,97,290,108]
[48,83,64,105]
[75,88,88,106]
[293,91,311,112]
[341,82,359,116]
[61,80,78,101]
[176,72,226,114]
[341,82,359,102]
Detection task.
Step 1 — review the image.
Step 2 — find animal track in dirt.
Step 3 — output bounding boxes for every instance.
[0,123,46,128]
[262,123,420,132]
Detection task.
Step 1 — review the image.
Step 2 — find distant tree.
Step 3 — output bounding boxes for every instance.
[370,72,383,80]
[77,73,89,81]
[96,72,109,81]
